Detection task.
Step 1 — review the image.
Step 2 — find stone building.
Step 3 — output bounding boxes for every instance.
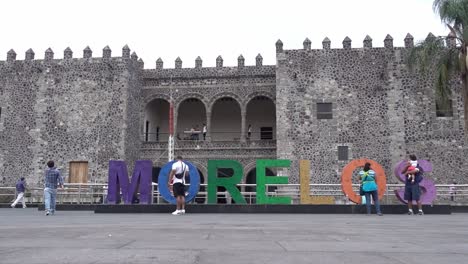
[0,33,467,190]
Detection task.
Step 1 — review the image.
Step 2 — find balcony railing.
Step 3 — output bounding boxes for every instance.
[141,138,277,150]
[142,131,275,143]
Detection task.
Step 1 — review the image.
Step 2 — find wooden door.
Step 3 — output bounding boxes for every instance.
[69,161,89,183]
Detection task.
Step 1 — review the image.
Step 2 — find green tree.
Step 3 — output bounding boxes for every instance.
[408,0,468,129]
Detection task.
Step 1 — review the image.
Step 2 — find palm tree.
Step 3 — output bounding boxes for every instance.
[408,0,468,131]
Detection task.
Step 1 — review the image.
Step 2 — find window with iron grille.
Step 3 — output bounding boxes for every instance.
[338,146,349,161]
[317,103,332,119]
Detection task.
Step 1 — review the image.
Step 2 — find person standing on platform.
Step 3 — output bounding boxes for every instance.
[11,177,27,208]
[402,154,424,215]
[359,162,383,216]
[44,161,64,216]
[168,156,189,215]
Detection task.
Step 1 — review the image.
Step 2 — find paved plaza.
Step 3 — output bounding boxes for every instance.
[0,209,467,264]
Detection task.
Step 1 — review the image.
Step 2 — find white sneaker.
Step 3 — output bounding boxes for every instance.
[180,209,185,214]
[45,210,50,216]
[10,204,15,208]
[22,205,27,208]
[171,210,180,215]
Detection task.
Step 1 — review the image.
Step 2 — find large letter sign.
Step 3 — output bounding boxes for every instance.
[256,159,291,204]
[300,160,334,204]
[158,160,200,204]
[106,158,436,205]
[394,160,436,204]
[207,160,246,204]
[341,159,387,204]
[107,160,152,204]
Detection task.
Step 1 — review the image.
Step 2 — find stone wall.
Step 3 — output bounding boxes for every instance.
[1,34,467,189]
[0,47,142,186]
[276,35,468,185]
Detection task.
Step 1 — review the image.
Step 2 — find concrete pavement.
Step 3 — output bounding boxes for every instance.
[0,209,467,264]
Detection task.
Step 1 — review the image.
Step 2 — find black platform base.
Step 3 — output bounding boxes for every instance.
[37,204,97,211]
[92,204,452,214]
[0,203,38,208]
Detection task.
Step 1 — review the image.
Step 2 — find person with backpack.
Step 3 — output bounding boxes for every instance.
[168,156,189,215]
[359,162,383,216]
[402,154,424,215]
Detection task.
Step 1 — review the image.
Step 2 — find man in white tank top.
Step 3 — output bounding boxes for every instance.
[168,156,189,215]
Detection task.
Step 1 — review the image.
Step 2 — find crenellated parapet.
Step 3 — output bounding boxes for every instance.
[275,33,438,52]
[0,45,143,69]
[83,46,92,58]
[7,49,16,62]
[143,54,275,79]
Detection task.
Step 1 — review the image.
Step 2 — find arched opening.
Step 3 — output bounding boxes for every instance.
[211,97,241,141]
[144,99,169,142]
[245,167,276,204]
[152,167,162,184]
[177,98,206,141]
[246,96,276,140]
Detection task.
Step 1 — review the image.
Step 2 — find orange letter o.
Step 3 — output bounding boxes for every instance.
[341,159,387,204]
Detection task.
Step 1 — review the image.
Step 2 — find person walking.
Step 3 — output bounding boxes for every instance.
[168,156,189,215]
[402,154,424,215]
[44,161,64,216]
[359,162,382,216]
[11,177,27,208]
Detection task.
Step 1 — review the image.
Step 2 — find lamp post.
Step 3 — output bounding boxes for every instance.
[168,76,175,162]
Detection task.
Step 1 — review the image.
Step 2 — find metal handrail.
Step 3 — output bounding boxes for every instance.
[1,183,468,205]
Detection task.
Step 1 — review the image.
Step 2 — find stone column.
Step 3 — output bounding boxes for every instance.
[206,111,212,141]
[241,110,247,142]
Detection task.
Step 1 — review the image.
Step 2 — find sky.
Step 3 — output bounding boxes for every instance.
[0,0,447,68]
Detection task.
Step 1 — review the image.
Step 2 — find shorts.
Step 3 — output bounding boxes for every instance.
[404,184,421,201]
[173,183,185,197]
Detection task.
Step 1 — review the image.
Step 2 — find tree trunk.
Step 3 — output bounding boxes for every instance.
[464,73,468,136]
[463,48,468,137]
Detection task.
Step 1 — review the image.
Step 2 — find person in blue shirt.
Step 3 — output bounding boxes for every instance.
[11,177,27,208]
[44,161,64,215]
[359,162,383,216]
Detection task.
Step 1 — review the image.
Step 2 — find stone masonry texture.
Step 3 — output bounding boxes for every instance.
[0,35,467,188]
